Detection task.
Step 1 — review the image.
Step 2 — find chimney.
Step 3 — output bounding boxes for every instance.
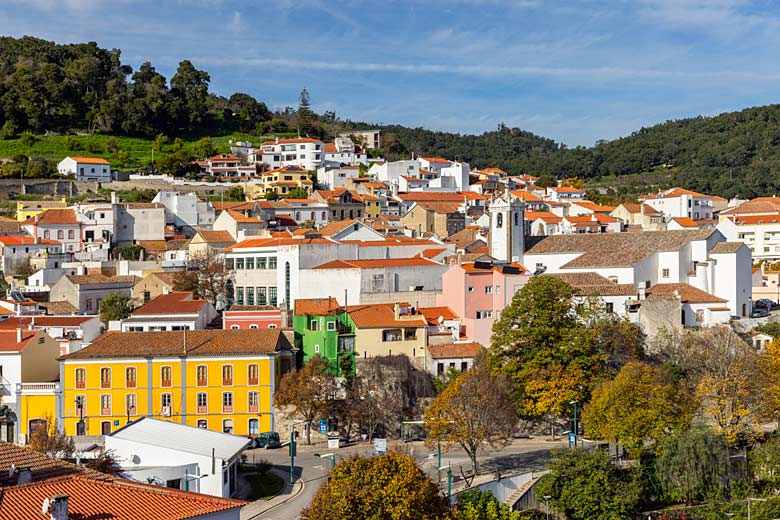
[48,495,69,520]
[111,192,117,205]
[16,328,22,343]
[17,467,31,484]
[394,303,400,320]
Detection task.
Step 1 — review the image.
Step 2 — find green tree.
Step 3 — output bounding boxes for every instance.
[192,137,215,159]
[153,133,168,153]
[455,489,521,520]
[302,452,449,520]
[98,292,133,324]
[0,119,17,139]
[655,428,730,505]
[297,87,314,136]
[274,356,337,445]
[584,361,694,455]
[751,436,780,488]
[169,60,210,132]
[285,186,310,199]
[535,448,642,520]
[425,367,517,475]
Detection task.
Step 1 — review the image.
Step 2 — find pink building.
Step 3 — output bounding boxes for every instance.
[438,258,529,346]
[223,305,283,329]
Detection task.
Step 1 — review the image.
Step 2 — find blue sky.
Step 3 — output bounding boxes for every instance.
[2,0,780,146]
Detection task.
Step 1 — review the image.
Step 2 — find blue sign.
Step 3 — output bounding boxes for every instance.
[568,433,576,447]
[319,419,328,433]
[114,420,120,426]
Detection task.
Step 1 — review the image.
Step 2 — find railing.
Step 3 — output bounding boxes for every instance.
[101,407,111,416]
[197,379,208,387]
[161,379,172,388]
[126,380,136,389]
[248,378,258,386]
[76,381,86,389]
[223,379,233,386]
[248,403,259,413]
[197,405,208,414]
[223,405,233,413]
[100,380,110,389]
[18,382,57,392]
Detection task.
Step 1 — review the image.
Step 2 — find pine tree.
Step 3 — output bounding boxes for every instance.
[297,88,314,137]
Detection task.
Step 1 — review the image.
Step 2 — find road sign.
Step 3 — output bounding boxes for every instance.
[374,438,387,455]
[568,433,576,447]
[328,437,340,449]
[319,419,328,433]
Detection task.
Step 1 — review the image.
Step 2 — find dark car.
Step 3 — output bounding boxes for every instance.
[755,299,777,309]
[751,308,770,318]
[256,431,282,449]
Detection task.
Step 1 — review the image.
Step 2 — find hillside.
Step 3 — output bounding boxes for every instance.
[2,35,780,198]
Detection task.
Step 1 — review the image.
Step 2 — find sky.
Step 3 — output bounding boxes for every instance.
[2,0,780,146]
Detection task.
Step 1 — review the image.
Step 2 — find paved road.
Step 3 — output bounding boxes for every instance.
[243,437,565,518]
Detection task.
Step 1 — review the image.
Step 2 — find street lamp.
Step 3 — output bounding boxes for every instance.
[439,464,452,507]
[543,495,551,520]
[289,419,306,485]
[314,452,337,471]
[184,473,208,492]
[569,400,579,448]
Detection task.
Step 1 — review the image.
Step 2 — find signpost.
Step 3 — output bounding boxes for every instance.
[373,438,387,455]
[319,419,328,434]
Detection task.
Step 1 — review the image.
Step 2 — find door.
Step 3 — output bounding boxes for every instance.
[101,421,111,435]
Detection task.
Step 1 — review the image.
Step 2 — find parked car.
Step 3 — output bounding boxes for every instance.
[755,299,778,309]
[751,308,770,318]
[256,431,281,449]
[730,315,741,321]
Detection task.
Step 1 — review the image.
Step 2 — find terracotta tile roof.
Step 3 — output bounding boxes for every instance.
[549,186,583,193]
[207,153,241,162]
[646,283,727,303]
[572,201,616,212]
[0,474,244,519]
[225,209,261,224]
[65,274,137,286]
[194,230,235,243]
[396,192,487,202]
[445,227,484,250]
[721,197,780,216]
[226,304,279,312]
[38,301,78,315]
[0,442,108,487]
[0,221,21,234]
[526,229,716,268]
[420,157,450,164]
[616,203,662,216]
[428,341,483,360]
[479,167,507,176]
[316,219,361,237]
[670,217,699,228]
[346,303,428,328]
[294,297,343,316]
[459,261,527,274]
[0,330,40,352]
[727,214,780,224]
[324,143,338,153]
[137,240,167,252]
[61,329,292,360]
[0,316,95,328]
[544,272,638,297]
[131,292,207,316]
[414,202,462,214]
[314,258,440,269]
[709,241,747,254]
[420,247,448,259]
[643,187,710,200]
[147,271,177,287]
[565,215,618,224]
[510,190,543,203]
[21,209,78,226]
[212,201,256,211]
[224,237,335,251]
[0,236,59,246]
[418,306,460,326]
[262,137,321,146]
[67,156,110,164]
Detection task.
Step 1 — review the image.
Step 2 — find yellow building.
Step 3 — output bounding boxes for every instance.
[347,303,428,366]
[58,329,293,437]
[16,198,68,222]
[256,165,313,197]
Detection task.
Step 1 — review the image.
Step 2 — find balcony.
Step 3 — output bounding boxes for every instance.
[249,403,259,413]
[223,405,233,413]
[197,405,207,414]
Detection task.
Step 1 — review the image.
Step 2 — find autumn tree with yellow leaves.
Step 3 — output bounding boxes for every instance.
[424,367,517,475]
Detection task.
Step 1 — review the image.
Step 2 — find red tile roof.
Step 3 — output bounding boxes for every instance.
[0,236,60,246]
[420,157,450,164]
[224,237,335,251]
[68,156,110,164]
[510,190,543,203]
[262,137,322,146]
[642,187,710,200]
[346,303,427,328]
[0,330,39,352]
[0,316,95,329]
[131,292,208,316]
[294,297,343,316]
[0,442,108,487]
[0,474,244,519]
[646,283,727,303]
[21,209,78,226]
[396,192,487,202]
[314,258,440,269]
[670,216,699,228]
[428,341,483,360]
[225,209,261,224]
[194,230,235,243]
[418,306,460,326]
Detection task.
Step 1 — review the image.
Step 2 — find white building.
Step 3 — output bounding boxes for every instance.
[323,137,368,165]
[105,417,250,498]
[118,292,217,332]
[545,186,585,202]
[641,187,714,221]
[418,156,451,173]
[369,160,420,193]
[57,156,112,181]
[439,161,470,192]
[487,195,525,263]
[21,209,82,253]
[152,191,215,232]
[254,137,323,171]
[318,165,360,190]
[0,236,62,275]
[338,129,382,150]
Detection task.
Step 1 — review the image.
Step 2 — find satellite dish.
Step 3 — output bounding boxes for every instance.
[41,498,50,515]
[8,464,14,478]
[437,316,444,324]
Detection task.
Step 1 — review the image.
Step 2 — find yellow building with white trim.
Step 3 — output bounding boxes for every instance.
[57,329,293,438]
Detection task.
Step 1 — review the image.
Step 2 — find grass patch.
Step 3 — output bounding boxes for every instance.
[246,472,284,501]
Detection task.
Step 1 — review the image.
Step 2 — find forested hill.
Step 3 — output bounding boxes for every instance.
[2,35,780,198]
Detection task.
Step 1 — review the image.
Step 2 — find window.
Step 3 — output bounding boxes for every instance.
[606,302,614,313]
[327,321,336,331]
[100,394,111,416]
[230,324,239,329]
[269,287,278,306]
[223,392,234,413]
[476,310,493,319]
[248,364,259,385]
[257,287,267,305]
[196,365,207,386]
[248,391,259,413]
[223,419,233,434]
[197,419,208,429]
[161,366,172,387]
[223,365,233,386]
[485,286,492,294]
[247,286,255,306]
[100,367,111,388]
[249,418,259,435]
[161,393,172,408]
[268,257,277,269]
[257,257,267,269]
[310,319,319,331]
[75,368,86,389]
[404,328,417,340]
[236,287,245,305]
[496,286,501,294]
[467,286,475,293]
[383,329,402,342]
[57,230,64,240]
[126,394,137,416]
[236,258,245,270]
[44,230,50,239]
[662,268,670,278]
[245,257,254,270]
[695,309,704,322]
[126,367,136,388]
[496,213,503,228]
[197,392,207,414]
[86,299,93,311]
[68,230,74,239]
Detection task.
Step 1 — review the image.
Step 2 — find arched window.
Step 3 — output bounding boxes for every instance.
[75,368,86,389]
[496,213,503,228]
[196,365,208,386]
[100,367,111,389]
[514,212,519,226]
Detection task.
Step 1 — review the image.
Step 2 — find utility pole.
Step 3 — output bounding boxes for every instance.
[569,400,579,447]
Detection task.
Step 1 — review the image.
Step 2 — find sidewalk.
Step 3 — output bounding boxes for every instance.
[240,469,303,520]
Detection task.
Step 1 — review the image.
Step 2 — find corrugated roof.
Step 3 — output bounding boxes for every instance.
[110,417,250,459]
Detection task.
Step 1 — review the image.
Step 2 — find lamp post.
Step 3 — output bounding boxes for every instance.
[439,464,452,507]
[184,473,208,492]
[75,396,85,435]
[289,419,306,485]
[569,400,579,448]
[543,495,551,520]
[314,452,337,481]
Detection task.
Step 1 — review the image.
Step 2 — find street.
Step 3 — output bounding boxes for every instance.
[242,437,566,519]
